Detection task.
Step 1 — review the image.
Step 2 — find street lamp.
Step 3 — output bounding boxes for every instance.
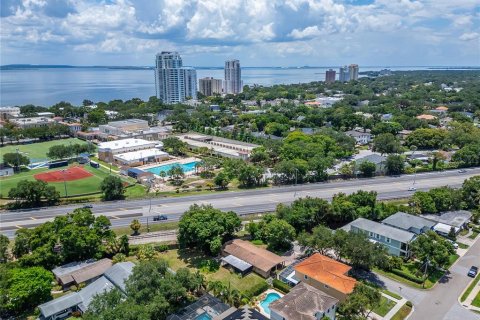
[15,148,20,172]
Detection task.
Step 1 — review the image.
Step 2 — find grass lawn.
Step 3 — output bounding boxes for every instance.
[459,229,469,236]
[468,231,479,239]
[114,221,180,237]
[380,289,402,300]
[458,242,469,249]
[472,291,480,308]
[0,163,133,197]
[461,274,480,302]
[124,184,147,198]
[391,302,412,320]
[0,138,88,160]
[159,249,266,294]
[372,296,397,317]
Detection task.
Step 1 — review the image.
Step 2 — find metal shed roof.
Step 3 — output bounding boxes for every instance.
[222,255,253,272]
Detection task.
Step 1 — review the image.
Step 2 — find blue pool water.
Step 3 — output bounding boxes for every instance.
[260,292,281,316]
[195,313,212,320]
[145,161,199,176]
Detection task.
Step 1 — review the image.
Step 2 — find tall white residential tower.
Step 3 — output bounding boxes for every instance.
[155,51,197,104]
[224,60,242,94]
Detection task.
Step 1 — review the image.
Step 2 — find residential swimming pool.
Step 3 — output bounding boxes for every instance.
[194,312,212,320]
[145,161,199,176]
[260,292,281,316]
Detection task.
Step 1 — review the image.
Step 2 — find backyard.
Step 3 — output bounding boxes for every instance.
[159,249,267,295]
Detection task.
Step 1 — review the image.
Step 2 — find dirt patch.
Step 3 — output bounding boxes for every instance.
[34,166,93,182]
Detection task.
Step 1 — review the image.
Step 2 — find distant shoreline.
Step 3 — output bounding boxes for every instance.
[1,64,480,71]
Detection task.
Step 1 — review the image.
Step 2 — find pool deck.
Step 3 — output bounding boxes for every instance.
[256,289,284,318]
[138,156,201,171]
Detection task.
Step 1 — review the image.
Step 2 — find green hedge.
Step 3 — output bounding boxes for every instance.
[390,268,423,284]
[242,281,269,298]
[273,279,291,293]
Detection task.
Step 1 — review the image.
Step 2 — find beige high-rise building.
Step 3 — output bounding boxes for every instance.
[348,64,359,81]
[224,60,242,94]
[199,77,223,96]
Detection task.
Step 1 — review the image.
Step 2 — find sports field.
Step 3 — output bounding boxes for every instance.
[0,164,125,197]
[0,138,89,160]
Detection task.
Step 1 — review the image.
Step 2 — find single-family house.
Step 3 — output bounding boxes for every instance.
[167,294,230,320]
[52,259,113,288]
[38,262,134,320]
[382,212,436,235]
[421,210,472,236]
[293,253,357,302]
[270,282,339,320]
[355,154,387,174]
[221,239,285,278]
[216,307,269,320]
[341,218,416,257]
[345,129,372,145]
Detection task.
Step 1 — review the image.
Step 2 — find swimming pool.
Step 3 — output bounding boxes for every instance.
[194,312,212,320]
[260,292,281,316]
[145,161,199,176]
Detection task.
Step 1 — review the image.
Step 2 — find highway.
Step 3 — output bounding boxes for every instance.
[1,168,479,238]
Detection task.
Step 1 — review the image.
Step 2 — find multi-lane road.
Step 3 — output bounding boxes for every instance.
[1,168,479,238]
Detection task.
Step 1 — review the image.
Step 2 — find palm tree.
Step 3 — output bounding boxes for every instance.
[207,281,225,297]
[159,171,167,181]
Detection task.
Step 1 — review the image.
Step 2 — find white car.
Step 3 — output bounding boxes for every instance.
[408,186,417,191]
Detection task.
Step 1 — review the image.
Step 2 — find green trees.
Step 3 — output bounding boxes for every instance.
[0,265,53,317]
[247,215,296,251]
[462,176,480,209]
[453,142,480,167]
[358,160,376,177]
[410,187,462,214]
[8,180,60,207]
[162,137,187,156]
[373,133,402,155]
[0,235,9,263]
[237,164,264,187]
[167,165,185,185]
[2,152,29,169]
[46,143,95,160]
[130,219,141,235]
[276,197,332,232]
[178,204,241,255]
[385,154,405,175]
[13,208,114,269]
[339,283,382,320]
[85,260,205,320]
[101,175,125,200]
[371,121,403,135]
[213,171,230,189]
[405,128,449,149]
[410,231,455,272]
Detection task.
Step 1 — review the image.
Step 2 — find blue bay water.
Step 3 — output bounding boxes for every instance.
[0,66,468,107]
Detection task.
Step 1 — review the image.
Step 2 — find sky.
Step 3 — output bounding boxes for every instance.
[1,0,479,67]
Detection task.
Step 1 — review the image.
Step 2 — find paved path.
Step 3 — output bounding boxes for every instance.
[463,278,480,312]
[383,296,408,320]
[128,230,178,245]
[2,168,479,238]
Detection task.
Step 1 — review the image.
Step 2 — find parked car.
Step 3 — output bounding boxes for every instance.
[468,266,478,278]
[458,169,467,173]
[408,186,417,191]
[447,239,459,249]
[83,204,93,209]
[153,215,168,221]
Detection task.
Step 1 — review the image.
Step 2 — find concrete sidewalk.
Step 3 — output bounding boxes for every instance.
[463,279,480,312]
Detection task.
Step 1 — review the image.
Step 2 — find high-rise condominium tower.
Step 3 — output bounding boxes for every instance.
[339,66,349,82]
[349,64,359,81]
[224,60,242,94]
[155,51,197,104]
[199,77,223,96]
[325,69,336,83]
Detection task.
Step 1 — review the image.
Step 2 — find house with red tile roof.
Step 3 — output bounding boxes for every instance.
[294,253,357,301]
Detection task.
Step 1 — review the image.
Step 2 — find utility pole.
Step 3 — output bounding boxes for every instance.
[410,145,418,187]
[62,169,68,197]
[16,148,20,172]
[422,256,429,289]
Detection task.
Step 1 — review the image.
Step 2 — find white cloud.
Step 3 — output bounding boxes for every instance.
[289,26,322,39]
[459,32,479,41]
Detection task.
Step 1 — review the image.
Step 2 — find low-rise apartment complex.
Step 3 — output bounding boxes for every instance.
[178,134,259,160]
[97,138,163,164]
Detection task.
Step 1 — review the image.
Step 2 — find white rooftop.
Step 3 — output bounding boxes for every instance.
[114,148,169,162]
[98,138,158,150]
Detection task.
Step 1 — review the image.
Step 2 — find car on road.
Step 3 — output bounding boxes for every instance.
[82,204,93,209]
[408,186,417,191]
[458,169,467,173]
[153,215,168,221]
[468,266,478,278]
